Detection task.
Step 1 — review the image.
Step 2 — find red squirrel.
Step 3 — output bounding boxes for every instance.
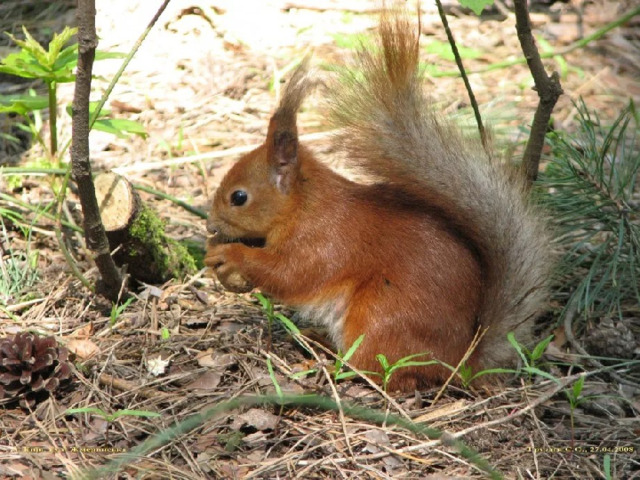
[204,11,550,391]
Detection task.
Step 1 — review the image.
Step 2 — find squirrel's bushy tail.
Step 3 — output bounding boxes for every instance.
[327,10,551,367]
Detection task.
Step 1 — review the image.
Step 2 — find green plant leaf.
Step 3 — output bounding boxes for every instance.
[530,335,554,362]
[65,407,160,422]
[424,40,482,62]
[342,334,364,363]
[52,44,79,71]
[0,132,21,144]
[0,94,49,115]
[111,409,161,420]
[275,313,300,334]
[1,26,78,85]
[65,407,108,418]
[0,48,74,83]
[0,51,49,79]
[394,352,434,364]
[334,334,364,381]
[253,292,271,311]
[12,27,48,67]
[392,360,438,369]
[507,332,529,367]
[93,118,148,139]
[522,366,561,384]
[458,362,473,384]
[95,51,127,61]
[47,27,77,65]
[468,367,516,383]
[375,354,389,371]
[572,375,585,400]
[266,357,283,401]
[66,101,110,119]
[290,369,317,379]
[458,0,494,15]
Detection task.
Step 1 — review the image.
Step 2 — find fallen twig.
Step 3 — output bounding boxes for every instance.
[98,373,171,400]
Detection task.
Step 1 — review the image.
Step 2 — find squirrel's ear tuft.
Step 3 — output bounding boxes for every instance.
[266,58,314,194]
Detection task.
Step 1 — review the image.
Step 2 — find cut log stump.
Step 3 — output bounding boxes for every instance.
[94,171,197,284]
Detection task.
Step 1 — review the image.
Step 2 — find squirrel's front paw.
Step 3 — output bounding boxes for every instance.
[204,242,254,293]
[217,268,254,293]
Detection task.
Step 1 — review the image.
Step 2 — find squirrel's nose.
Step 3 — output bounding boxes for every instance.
[206,217,219,235]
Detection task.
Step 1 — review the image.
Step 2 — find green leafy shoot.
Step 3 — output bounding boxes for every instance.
[457,363,515,388]
[376,353,438,393]
[254,292,310,357]
[565,375,585,408]
[0,27,124,83]
[507,332,528,367]
[266,357,284,406]
[254,292,300,335]
[0,26,78,83]
[458,0,495,16]
[161,327,171,340]
[522,366,562,384]
[507,333,559,383]
[254,292,276,346]
[254,292,272,314]
[507,332,554,369]
[530,335,554,365]
[64,102,147,139]
[110,297,135,326]
[65,407,161,422]
[564,374,586,448]
[274,312,300,335]
[457,362,473,387]
[333,334,365,382]
[0,26,130,158]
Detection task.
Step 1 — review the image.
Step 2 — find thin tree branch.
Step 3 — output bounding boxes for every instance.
[514,0,563,184]
[71,0,123,301]
[434,0,487,151]
[89,0,172,129]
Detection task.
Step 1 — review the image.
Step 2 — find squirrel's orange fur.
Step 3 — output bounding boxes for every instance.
[205,10,550,391]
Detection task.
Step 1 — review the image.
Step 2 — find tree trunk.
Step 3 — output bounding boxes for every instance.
[94,171,198,284]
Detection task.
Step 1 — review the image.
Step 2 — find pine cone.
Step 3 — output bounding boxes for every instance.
[584,318,636,360]
[0,332,74,409]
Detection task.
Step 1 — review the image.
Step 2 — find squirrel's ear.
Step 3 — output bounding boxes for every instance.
[265,59,313,194]
[266,113,299,194]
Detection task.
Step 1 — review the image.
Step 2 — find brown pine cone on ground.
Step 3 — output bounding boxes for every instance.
[584,318,637,360]
[0,332,74,409]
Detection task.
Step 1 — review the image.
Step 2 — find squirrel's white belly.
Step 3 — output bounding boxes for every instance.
[295,297,348,347]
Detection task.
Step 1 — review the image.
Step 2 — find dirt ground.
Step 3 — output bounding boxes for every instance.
[1,0,639,478]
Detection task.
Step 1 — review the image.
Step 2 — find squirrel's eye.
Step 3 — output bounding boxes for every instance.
[230,190,248,206]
